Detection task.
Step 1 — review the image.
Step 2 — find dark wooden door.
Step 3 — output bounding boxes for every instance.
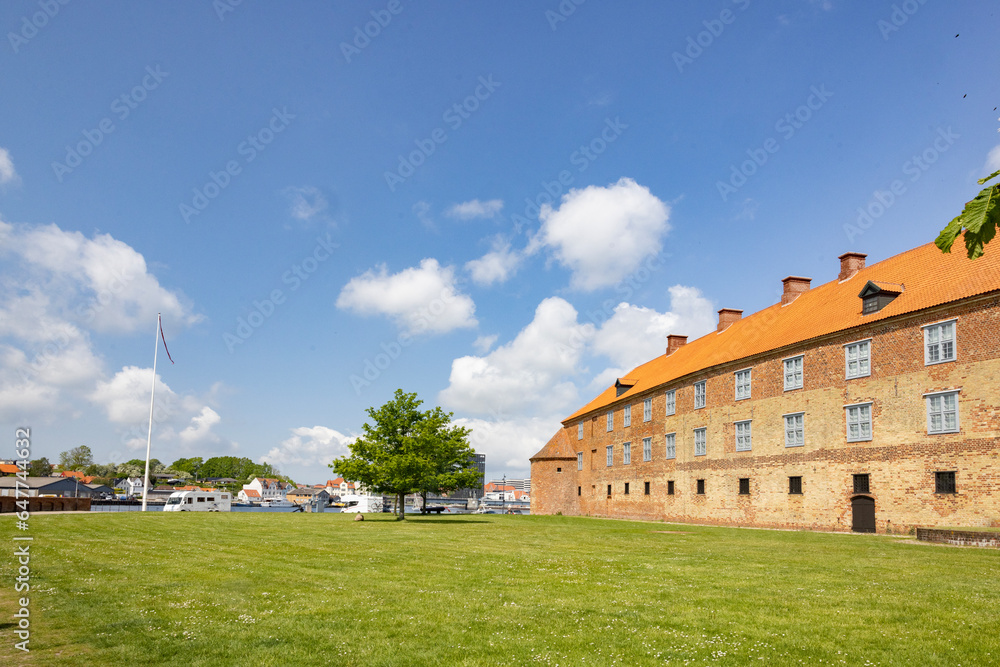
[851,496,875,533]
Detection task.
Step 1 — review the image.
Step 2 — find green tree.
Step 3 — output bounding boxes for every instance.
[936,169,999,259]
[331,389,476,520]
[28,457,52,477]
[170,457,204,478]
[58,445,94,471]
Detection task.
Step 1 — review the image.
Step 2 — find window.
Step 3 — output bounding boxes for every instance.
[606,411,613,431]
[623,405,631,428]
[694,428,706,456]
[665,433,676,459]
[694,381,706,409]
[845,340,871,379]
[846,403,872,442]
[623,442,632,465]
[924,320,956,365]
[577,452,583,471]
[853,473,870,494]
[788,476,803,495]
[642,437,652,462]
[644,481,650,495]
[624,482,630,495]
[935,471,956,494]
[735,420,752,451]
[735,369,751,400]
[926,391,960,434]
[643,397,652,422]
[667,480,675,495]
[556,468,562,473]
[577,422,583,440]
[665,390,676,416]
[738,478,750,495]
[784,413,804,447]
[607,484,612,496]
[577,486,581,496]
[696,479,705,495]
[606,445,613,467]
[784,355,803,390]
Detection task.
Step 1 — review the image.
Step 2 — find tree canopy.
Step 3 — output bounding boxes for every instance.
[58,445,94,471]
[28,457,52,477]
[936,169,999,259]
[331,389,479,520]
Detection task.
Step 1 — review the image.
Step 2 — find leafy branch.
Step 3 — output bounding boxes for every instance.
[936,169,1000,259]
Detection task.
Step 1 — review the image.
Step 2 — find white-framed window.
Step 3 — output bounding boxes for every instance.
[665,390,676,416]
[784,412,804,447]
[606,411,613,432]
[665,433,676,459]
[846,402,873,442]
[735,369,752,400]
[925,390,960,434]
[845,340,871,379]
[694,427,706,456]
[577,422,583,440]
[642,436,652,462]
[784,355,803,391]
[623,442,631,465]
[924,320,956,365]
[623,405,631,428]
[643,397,652,422]
[694,381,706,409]
[577,452,583,470]
[735,420,752,451]
[606,445,613,466]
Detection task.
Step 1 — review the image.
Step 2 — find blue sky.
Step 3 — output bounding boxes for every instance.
[1,0,998,485]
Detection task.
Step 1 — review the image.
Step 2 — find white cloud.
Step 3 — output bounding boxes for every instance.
[465,236,522,286]
[446,199,503,220]
[455,415,563,476]
[180,406,221,443]
[0,147,18,185]
[284,186,327,222]
[413,200,436,231]
[591,285,716,373]
[439,297,593,417]
[336,258,477,335]
[472,334,498,354]
[986,145,1000,173]
[533,178,670,291]
[260,426,356,469]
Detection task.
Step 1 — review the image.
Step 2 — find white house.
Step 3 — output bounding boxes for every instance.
[117,477,145,498]
[324,477,367,497]
[242,478,291,501]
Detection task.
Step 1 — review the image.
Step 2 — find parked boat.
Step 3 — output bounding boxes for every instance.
[260,498,295,508]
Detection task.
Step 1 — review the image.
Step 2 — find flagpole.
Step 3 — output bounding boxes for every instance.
[141,313,161,512]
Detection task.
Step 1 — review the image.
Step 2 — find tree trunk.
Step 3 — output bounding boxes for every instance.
[421,490,428,514]
[397,491,405,520]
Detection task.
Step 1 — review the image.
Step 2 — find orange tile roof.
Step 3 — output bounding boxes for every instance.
[529,428,576,461]
[0,464,21,474]
[565,236,1000,423]
[242,489,261,497]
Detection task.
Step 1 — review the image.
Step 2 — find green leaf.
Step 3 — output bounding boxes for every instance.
[961,184,999,260]
[977,169,1000,186]
[934,215,964,253]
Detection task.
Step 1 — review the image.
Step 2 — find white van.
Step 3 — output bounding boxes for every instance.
[164,490,231,512]
[337,494,383,513]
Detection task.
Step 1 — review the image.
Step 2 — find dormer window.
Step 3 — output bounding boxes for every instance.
[614,378,635,397]
[858,281,902,315]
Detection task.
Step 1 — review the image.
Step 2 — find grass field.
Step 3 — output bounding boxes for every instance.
[1,513,998,666]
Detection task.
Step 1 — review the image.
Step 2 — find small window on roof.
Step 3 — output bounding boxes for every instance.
[858,281,902,315]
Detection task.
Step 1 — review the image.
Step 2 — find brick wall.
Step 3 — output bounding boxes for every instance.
[531,296,1000,532]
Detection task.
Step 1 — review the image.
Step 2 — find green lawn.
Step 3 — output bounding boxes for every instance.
[1,513,998,666]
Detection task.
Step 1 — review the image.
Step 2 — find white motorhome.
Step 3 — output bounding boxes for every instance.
[164,490,231,512]
[337,494,383,513]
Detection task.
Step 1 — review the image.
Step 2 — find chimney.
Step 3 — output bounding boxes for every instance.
[838,252,867,281]
[781,276,811,305]
[717,308,742,332]
[666,334,688,356]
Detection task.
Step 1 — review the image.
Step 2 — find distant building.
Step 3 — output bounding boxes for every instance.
[450,453,486,499]
[242,478,292,502]
[0,477,88,497]
[287,488,330,505]
[487,477,530,493]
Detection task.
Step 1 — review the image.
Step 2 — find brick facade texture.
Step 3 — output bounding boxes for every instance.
[531,295,1000,533]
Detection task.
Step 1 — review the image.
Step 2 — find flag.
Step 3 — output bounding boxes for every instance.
[159,315,174,364]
